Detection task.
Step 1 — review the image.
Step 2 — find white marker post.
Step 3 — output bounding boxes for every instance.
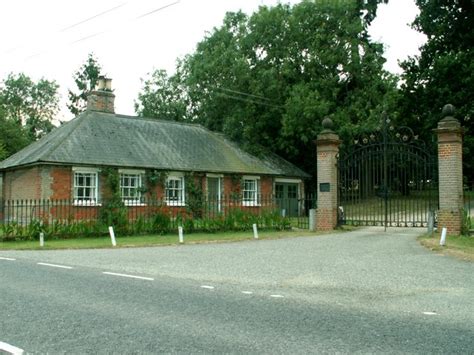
[440,227,447,246]
[178,226,184,244]
[108,226,117,247]
[39,232,44,247]
[253,223,259,239]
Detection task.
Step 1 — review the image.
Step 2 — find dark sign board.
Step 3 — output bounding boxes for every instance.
[320,183,330,192]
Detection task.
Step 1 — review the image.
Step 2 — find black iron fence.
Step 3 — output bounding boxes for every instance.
[0,194,317,240]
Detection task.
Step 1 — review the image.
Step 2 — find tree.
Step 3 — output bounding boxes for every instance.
[0,73,59,143]
[135,68,189,121]
[137,1,396,181]
[67,53,102,116]
[399,0,473,178]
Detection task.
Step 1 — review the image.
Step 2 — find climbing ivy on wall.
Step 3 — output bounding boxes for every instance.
[185,172,204,218]
[99,167,128,231]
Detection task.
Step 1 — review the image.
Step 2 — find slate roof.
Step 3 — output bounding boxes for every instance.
[0,110,310,178]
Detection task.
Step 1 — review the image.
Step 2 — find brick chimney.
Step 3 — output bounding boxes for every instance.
[87,75,115,113]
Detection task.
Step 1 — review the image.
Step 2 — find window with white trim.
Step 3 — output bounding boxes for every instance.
[242,177,260,206]
[165,175,185,206]
[73,170,98,205]
[120,173,143,205]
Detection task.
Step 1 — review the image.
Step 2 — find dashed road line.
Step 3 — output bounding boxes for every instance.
[102,272,154,281]
[37,262,73,269]
[0,341,24,355]
[423,311,438,315]
[200,285,215,290]
[270,294,285,298]
[241,291,253,295]
[0,257,16,261]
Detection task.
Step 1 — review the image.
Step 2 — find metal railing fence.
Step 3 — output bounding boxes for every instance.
[0,194,317,240]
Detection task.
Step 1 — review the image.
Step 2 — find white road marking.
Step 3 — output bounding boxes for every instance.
[37,262,73,269]
[0,341,24,355]
[0,257,16,261]
[241,291,253,295]
[200,285,215,290]
[270,294,284,298]
[423,311,438,315]
[102,272,154,281]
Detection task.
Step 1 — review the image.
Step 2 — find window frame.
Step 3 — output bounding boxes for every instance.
[165,173,185,207]
[72,167,99,206]
[119,169,145,206]
[242,176,260,207]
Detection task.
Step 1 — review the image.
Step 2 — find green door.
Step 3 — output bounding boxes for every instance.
[275,183,299,217]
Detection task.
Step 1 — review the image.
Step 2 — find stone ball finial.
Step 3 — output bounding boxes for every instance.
[441,104,455,118]
[322,116,334,131]
[438,103,460,129]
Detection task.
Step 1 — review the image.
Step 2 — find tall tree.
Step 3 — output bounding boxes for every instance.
[135,68,189,121]
[399,0,473,178]
[137,1,395,180]
[67,53,102,116]
[0,73,59,143]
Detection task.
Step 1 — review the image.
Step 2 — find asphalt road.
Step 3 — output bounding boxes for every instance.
[1,227,473,353]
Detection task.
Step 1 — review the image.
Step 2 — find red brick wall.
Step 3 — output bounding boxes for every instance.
[50,167,72,200]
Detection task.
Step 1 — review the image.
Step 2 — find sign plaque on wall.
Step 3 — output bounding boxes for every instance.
[320,183,330,192]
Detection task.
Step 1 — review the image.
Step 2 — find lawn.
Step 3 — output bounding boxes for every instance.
[0,229,321,250]
[418,233,474,262]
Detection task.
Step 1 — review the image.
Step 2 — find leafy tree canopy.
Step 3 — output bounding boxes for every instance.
[399,0,473,177]
[0,73,59,157]
[137,0,395,180]
[67,53,102,116]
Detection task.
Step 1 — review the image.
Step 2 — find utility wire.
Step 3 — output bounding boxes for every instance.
[69,1,181,46]
[135,0,180,19]
[60,2,127,32]
[215,86,275,102]
[6,1,180,59]
[215,92,284,110]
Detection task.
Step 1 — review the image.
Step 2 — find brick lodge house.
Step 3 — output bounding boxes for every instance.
[0,78,309,226]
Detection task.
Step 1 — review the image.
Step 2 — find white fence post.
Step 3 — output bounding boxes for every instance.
[253,223,259,239]
[440,227,447,246]
[39,232,44,247]
[178,226,184,244]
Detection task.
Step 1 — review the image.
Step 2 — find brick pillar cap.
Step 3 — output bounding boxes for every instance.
[434,104,463,134]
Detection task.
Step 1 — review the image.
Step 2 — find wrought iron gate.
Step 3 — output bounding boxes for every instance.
[338,116,438,228]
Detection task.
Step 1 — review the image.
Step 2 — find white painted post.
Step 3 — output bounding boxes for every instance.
[178,226,184,244]
[281,209,286,217]
[440,227,447,246]
[108,226,117,247]
[253,223,259,239]
[39,232,44,247]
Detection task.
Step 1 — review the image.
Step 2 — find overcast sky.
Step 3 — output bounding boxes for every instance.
[0,0,425,121]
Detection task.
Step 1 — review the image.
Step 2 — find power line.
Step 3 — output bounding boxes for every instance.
[60,2,127,32]
[215,92,284,110]
[216,87,275,102]
[135,0,180,20]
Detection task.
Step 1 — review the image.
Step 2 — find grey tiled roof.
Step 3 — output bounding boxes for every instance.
[0,111,310,178]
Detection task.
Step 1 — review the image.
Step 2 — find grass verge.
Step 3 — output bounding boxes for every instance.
[0,229,323,251]
[418,233,474,262]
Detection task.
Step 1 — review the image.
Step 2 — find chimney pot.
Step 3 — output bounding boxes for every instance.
[104,78,112,91]
[97,75,106,90]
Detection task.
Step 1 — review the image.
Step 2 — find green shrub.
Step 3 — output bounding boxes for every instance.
[152,212,171,234]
